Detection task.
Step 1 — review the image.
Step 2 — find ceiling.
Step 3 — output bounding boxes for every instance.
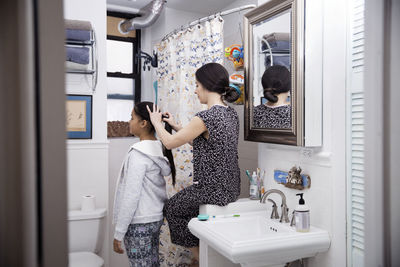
[107,0,238,14]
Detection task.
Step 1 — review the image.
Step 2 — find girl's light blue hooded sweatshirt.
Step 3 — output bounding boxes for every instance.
[113,140,171,241]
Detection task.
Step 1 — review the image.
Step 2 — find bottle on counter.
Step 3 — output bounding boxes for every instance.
[294,193,310,232]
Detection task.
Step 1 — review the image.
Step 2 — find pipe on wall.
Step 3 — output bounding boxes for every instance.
[118,0,166,33]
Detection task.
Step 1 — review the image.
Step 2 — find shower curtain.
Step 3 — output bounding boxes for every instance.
[155,16,224,266]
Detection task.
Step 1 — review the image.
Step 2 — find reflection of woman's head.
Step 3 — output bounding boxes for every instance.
[195,63,240,103]
[261,65,291,103]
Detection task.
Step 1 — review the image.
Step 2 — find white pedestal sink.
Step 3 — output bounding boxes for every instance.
[188,199,330,267]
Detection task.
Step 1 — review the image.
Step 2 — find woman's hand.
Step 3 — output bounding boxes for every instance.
[113,239,124,254]
[163,111,181,131]
[146,104,163,127]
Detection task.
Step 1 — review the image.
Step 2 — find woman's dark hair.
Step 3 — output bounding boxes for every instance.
[261,65,291,103]
[195,62,240,103]
[134,102,177,186]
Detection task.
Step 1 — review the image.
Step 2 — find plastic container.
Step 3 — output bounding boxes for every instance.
[249,171,259,199]
[294,193,310,232]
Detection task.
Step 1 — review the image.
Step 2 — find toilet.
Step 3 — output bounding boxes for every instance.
[68,208,107,267]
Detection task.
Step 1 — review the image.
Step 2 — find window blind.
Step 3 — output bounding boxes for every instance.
[347,0,365,266]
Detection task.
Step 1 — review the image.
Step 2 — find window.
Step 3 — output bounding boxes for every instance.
[106,11,141,137]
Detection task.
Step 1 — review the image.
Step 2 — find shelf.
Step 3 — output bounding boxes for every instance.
[66,69,95,74]
[259,50,290,55]
[65,30,98,92]
[66,40,95,46]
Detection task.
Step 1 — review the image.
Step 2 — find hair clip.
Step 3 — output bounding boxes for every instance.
[230,83,242,96]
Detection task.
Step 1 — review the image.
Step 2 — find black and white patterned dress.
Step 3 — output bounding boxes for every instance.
[253,104,292,129]
[164,105,241,247]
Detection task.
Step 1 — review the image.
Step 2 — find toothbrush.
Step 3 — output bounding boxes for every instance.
[261,170,266,195]
[211,214,241,219]
[245,170,253,183]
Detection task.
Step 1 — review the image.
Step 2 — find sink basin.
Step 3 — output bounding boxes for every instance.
[189,211,330,267]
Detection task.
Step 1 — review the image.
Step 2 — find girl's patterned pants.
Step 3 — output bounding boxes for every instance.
[123,220,164,267]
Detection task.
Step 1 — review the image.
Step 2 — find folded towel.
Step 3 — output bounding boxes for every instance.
[264,55,290,70]
[263,40,290,51]
[66,29,91,42]
[262,32,290,51]
[263,32,290,42]
[65,19,93,31]
[65,61,90,71]
[66,46,90,65]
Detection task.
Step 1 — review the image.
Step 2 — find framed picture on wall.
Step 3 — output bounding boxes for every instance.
[66,94,92,139]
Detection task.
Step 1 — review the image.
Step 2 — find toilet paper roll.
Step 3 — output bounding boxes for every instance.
[81,195,96,212]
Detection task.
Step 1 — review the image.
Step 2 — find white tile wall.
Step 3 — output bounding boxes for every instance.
[257,0,348,266]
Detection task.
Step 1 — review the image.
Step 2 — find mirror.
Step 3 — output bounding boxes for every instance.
[244,0,305,146]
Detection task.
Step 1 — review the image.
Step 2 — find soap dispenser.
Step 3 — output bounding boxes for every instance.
[294,193,310,232]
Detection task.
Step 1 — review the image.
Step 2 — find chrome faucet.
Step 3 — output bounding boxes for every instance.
[267,199,279,219]
[260,189,290,223]
[290,210,296,226]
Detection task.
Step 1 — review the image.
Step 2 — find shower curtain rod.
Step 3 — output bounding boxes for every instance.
[160,4,256,42]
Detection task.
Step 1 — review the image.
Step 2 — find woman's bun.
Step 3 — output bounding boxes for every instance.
[223,85,240,103]
[263,88,278,103]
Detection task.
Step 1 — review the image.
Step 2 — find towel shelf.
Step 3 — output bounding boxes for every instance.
[259,51,290,55]
[65,30,98,92]
[66,69,96,74]
[66,40,95,46]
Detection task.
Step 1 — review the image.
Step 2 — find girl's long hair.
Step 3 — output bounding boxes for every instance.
[134,102,176,186]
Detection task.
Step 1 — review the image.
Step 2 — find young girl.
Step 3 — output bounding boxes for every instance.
[112,102,176,267]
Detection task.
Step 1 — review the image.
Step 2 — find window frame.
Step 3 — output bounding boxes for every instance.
[106,11,141,137]
[106,11,141,104]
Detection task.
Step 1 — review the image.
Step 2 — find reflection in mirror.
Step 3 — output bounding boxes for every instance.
[244,0,306,145]
[253,65,291,128]
[252,9,291,129]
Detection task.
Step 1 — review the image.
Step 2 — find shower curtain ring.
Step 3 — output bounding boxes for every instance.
[218,12,223,21]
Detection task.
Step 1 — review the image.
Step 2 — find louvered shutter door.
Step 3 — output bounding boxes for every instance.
[347,0,365,266]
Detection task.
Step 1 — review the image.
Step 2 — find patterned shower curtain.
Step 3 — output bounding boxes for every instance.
[155,16,224,266]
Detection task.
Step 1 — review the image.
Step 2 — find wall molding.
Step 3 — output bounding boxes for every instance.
[67,140,109,150]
